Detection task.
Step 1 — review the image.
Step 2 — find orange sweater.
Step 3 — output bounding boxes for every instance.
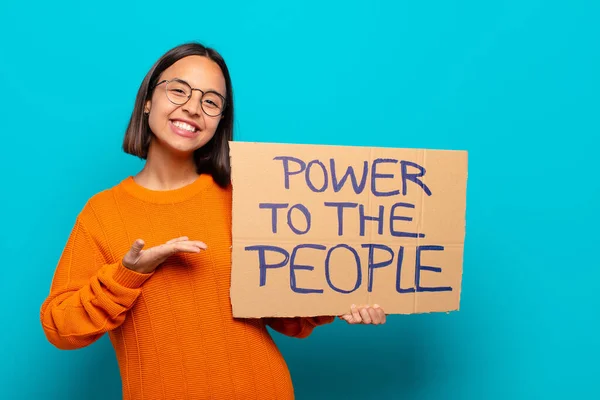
[40,174,334,400]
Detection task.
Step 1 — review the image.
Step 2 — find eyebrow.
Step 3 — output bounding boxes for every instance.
[170,77,226,98]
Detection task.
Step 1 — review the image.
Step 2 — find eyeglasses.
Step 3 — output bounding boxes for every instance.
[153,78,226,117]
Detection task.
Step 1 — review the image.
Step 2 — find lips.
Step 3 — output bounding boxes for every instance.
[169,119,200,138]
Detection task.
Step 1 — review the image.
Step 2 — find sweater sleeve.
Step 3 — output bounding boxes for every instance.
[265,316,335,339]
[40,218,153,350]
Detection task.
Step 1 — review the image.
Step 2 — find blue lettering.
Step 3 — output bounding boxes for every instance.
[245,245,290,287]
[371,158,400,197]
[415,245,452,292]
[259,203,288,233]
[395,246,415,293]
[324,202,358,236]
[390,202,425,238]
[274,156,306,189]
[290,244,326,294]
[330,159,368,194]
[401,161,432,196]
[306,160,328,192]
[359,204,384,236]
[287,204,311,235]
[361,244,394,292]
[325,244,362,294]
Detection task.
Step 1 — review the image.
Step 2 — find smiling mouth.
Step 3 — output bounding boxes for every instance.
[171,120,198,133]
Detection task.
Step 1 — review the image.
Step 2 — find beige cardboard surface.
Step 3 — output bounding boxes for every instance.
[229,141,468,318]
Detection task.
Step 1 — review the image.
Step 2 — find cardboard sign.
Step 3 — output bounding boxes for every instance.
[229,141,468,318]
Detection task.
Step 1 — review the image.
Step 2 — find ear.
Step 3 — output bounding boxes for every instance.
[144,100,151,114]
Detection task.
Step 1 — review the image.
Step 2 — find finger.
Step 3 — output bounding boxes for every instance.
[171,243,204,254]
[367,307,381,325]
[374,304,386,324]
[152,243,196,259]
[350,304,362,323]
[166,236,189,244]
[189,240,208,250]
[340,314,355,324]
[343,313,361,324]
[359,306,372,324]
[156,240,206,256]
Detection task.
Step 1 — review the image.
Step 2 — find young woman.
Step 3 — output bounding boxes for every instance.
[40,42,386,400]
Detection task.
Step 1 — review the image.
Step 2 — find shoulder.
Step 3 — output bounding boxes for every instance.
[203,175,232,205]
[75,179,127,230]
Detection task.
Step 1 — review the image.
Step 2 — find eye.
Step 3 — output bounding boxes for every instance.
[203,99,218,108]
[166,80,191,98]
[203,93,224,109]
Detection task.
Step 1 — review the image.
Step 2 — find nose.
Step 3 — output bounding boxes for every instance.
[182,90,203,116]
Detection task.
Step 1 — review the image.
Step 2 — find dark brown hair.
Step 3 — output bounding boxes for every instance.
[122,42,234,188]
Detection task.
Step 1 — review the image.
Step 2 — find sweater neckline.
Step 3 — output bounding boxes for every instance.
[118,174,213,204]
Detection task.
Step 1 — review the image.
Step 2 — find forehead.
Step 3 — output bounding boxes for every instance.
[161,55,226,92]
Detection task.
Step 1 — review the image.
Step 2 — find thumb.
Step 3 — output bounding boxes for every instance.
[130,239,145,257]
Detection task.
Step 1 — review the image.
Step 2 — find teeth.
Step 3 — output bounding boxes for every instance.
[173,121,196,132]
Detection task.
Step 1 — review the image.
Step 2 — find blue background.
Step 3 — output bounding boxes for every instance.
[1,0,598,399]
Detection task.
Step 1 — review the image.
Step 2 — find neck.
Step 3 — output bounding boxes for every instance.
[135,142,199,191]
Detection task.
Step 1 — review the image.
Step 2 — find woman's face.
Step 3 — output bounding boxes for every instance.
[145,55,226,157]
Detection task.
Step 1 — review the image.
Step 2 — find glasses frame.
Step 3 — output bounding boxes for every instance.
[153,78,226,117]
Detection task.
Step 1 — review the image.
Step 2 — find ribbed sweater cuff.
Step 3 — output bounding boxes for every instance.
[113,262,154,288]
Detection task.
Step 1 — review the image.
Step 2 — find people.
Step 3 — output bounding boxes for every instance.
[40,42,386,400]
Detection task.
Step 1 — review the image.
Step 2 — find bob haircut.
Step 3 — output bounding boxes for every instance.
[122,42,234,188]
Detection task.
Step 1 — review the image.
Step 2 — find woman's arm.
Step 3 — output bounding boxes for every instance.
[40,218,153,350]
[265,315,335,338]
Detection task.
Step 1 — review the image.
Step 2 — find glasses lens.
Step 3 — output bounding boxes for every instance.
[166,80,191,105]
[201,92,225,116]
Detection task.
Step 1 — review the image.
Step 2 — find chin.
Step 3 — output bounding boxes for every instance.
[169,142,203,156]
[150,137,194,157]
